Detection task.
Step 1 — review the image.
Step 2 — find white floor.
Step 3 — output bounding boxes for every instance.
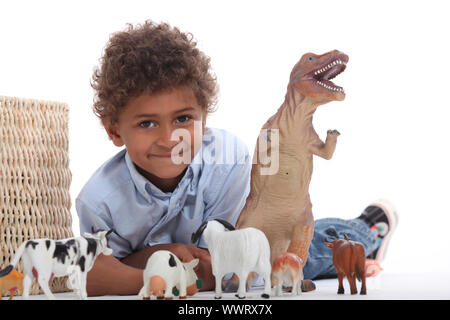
[9,272,450,300]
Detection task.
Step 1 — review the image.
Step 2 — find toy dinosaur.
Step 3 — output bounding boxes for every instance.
[236,50,349,280]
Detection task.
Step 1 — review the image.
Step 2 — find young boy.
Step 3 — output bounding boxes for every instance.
[76,21,252,295]
[76,20,398,296]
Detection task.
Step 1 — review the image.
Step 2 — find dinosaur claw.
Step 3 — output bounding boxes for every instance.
[327,129,340,136]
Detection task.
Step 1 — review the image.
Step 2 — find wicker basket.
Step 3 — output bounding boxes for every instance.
[0,96,73,296]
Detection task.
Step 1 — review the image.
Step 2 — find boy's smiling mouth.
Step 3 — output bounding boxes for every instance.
[149,149,185,159]
[150,153,174,158]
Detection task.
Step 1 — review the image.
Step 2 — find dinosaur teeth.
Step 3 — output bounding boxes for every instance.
[313,58,347,92]
[316,80,344,92]
[314,59,346,75]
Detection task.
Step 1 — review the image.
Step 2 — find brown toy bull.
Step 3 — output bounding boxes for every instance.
[324,234,367,295]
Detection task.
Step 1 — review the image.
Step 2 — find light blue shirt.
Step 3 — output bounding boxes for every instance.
[76,127,251,259]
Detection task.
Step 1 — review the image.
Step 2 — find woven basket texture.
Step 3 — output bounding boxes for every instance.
[0,96,73,296]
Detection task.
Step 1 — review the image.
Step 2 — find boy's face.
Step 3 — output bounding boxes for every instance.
[105,86,206,188]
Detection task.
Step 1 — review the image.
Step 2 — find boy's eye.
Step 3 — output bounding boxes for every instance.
[139,120,156,128]
[175,115,192,124]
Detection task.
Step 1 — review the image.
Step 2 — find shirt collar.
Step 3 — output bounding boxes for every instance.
[124,149,201,201]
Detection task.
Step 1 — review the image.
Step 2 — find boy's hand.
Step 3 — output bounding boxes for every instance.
[158,243,210,264]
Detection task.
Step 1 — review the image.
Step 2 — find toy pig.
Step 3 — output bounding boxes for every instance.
[324,234,367,295]
[0,269,24,300]
[272,252,303,296]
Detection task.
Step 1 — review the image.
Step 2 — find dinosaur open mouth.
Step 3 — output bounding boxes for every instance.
[312,58,347,93]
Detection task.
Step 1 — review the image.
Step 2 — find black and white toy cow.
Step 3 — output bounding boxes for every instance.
[0,229,113,300]
[138,250,202,300]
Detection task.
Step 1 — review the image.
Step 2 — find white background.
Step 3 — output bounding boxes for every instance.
[1,0,449,276]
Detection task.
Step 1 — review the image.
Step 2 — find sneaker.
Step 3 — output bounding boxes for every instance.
[357,199,398,262]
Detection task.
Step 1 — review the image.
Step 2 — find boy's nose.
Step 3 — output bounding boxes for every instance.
[155,125,181,149]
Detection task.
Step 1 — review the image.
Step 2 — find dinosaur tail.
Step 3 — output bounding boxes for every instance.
[0,242,26,277]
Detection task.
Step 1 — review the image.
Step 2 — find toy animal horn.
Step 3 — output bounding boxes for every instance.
[191,221,209,245]
[214,219,236,231]
[92,226,108,234]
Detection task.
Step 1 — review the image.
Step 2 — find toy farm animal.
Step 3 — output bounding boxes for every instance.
[0,229,113,300]
[0,269,24,300]
[138,250,202,300]
[236,50,349,280]
[191,219,271,299]
[324,234,367,295]
[272,252,303,296]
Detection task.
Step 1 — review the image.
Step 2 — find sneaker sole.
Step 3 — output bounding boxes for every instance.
[370,199,399,262]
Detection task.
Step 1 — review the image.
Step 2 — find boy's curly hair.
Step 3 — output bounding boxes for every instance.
[91,21,218,123]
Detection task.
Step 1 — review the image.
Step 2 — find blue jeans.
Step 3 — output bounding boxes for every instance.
[302,217,378,280]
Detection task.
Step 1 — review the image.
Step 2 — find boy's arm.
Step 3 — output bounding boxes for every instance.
[77,199,144,296]
[86,254,143,296]
[86,243,214,296]
[77,200,215,294]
